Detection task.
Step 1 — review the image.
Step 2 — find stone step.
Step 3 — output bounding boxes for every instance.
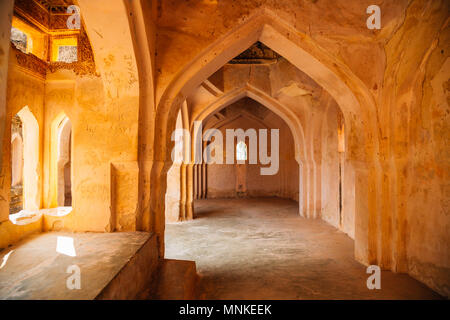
[0,232,159,300]
[150,259,197,300]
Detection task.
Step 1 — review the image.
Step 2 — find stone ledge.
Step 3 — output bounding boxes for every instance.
[9,207,72,225]
[0,231,158,300]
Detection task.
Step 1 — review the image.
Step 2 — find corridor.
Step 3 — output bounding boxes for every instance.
[165,198,441,299]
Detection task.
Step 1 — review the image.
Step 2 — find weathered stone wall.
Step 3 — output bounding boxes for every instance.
[0,0,448,298]
[205,103,299,201]
[321,102,341,229]
[0,49,45,246]
[380,0,450,296]
[1,1,141,246]
[151,0,449,296]
[0,0,14,172]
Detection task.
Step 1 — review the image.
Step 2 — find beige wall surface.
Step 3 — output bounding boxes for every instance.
[0,0,448,298]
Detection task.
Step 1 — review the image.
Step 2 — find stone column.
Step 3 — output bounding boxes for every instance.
[235,164,247,197]
[300,160,315,218]
[353,160,379,267]
[0,0,14,224]
[179,163,187,220]
[201,163,207,199]
[0,0,14,176]
[186,163,194,219]
[193,163,198,200]
[196,164,201,199]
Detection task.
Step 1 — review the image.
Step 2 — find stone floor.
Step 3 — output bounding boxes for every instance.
[165,198,442,300]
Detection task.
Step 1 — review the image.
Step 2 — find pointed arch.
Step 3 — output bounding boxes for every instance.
[154,9,378,164]
[151,10,380,262]
[190,87,308,216]
[11,133,23,188]
[15,106,40,212]
[48,112,72,208]
[190,85,306,164]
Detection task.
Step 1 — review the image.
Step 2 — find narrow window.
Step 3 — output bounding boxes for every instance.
[57,117,72,207]
[236,140,247,161]
[10,107,40,215]
[10,115,23,214]
[10,27,27,53]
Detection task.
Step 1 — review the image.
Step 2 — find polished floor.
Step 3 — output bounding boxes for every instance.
[165,198,441,299]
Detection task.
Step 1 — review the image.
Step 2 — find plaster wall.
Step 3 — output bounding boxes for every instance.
[0,0,14,172]
[0,55,45,247]
[321,103,340,229]
[0,0,448,298]
[1,57,45,220]
[205,103,298,201]
[380,0,450,295]
[152,0,449,296]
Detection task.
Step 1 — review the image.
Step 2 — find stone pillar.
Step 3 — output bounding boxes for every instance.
[186,163,194,219]
[313,160,322,219]
[201,163,207,199]
[196,164,201,199]
[193,163,198,200]
[235,164,247,197]
[178,162,195,220]
[201,141,207,199]
[301,160,317,219]
[179,163,187,220]
[299,161,307,217]
[392,158,408,273]
[353,160,379,266]
[0,0,14,176]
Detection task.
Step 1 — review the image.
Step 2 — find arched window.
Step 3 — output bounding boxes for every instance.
[11,132,23,187]
[10,116,24,214]
[236,140,247,161]
[49,113,73,208]
[56,117,72,207]
[10,107,39,215]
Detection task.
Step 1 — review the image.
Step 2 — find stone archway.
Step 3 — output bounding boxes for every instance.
[56,116,72,207]
[15,106,39,212]
[10,133,23,188]
[188,87,307,218]
[48,112,72,208]
[151,10,380,265]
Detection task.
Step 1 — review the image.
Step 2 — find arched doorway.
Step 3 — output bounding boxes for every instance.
[9,106,40,215]
[10,116,24,214]
[50,114,72,208]
[151,13,379,266]
[57,117,72,207]
[193,97,299,202]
